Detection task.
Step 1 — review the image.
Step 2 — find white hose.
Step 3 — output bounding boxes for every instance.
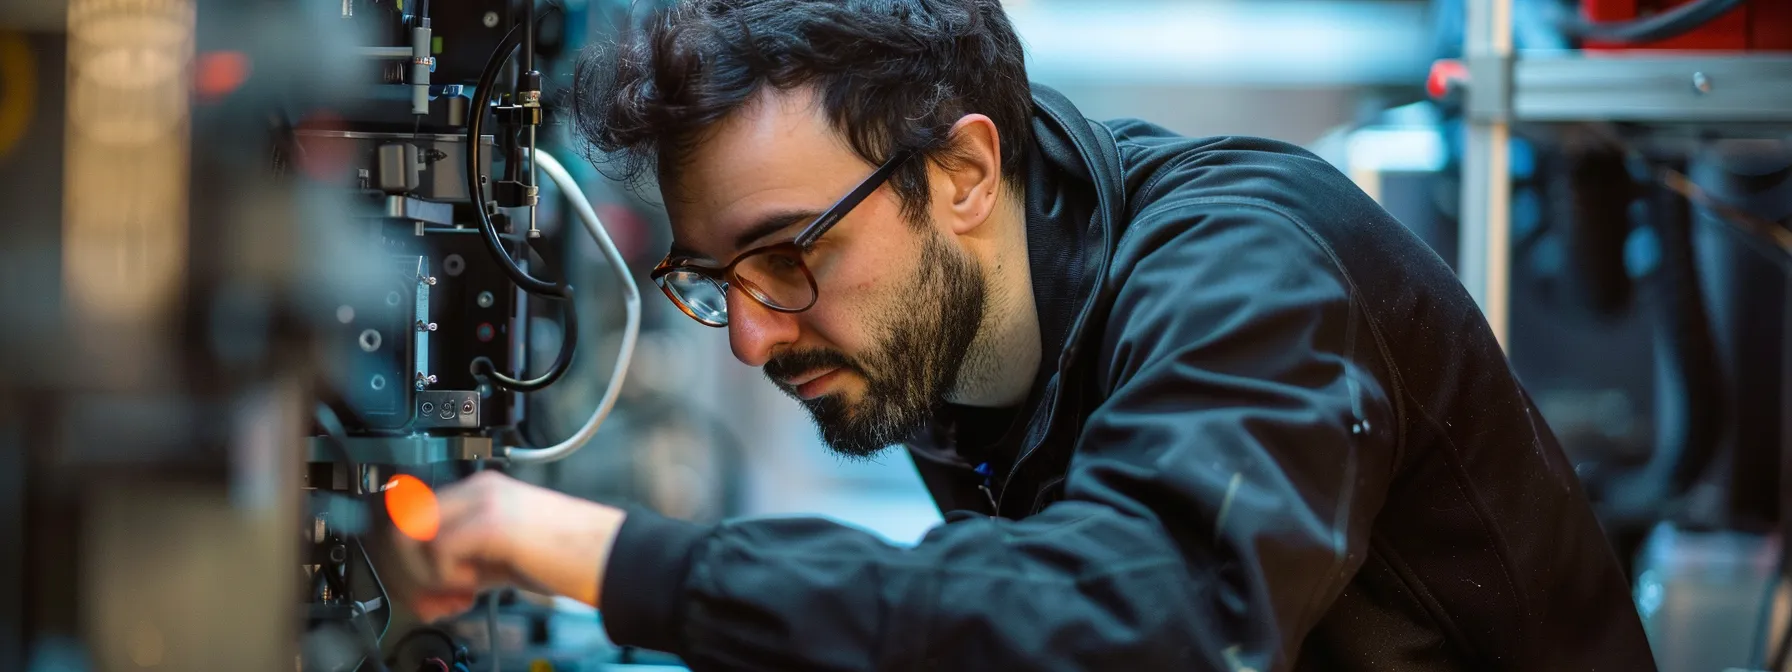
[505,149,641,464]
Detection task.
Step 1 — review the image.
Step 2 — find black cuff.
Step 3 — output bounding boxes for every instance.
[599,507,712,654]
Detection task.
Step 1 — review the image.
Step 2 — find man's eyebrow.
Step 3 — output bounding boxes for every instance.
[732,209,822,251]
[664,209,822,265]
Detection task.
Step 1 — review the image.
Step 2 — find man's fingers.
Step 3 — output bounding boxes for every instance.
[425,508,509,592]
[432,470,507,532]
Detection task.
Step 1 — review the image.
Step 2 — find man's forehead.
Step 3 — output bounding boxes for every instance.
[663,87,868,258]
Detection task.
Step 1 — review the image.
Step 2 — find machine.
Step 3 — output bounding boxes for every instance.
[1,0,644,670]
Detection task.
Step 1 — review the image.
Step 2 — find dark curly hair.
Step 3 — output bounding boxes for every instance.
[569,0,1032,222]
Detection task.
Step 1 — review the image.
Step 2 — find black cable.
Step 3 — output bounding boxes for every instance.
[465,7,578,393]
[467,16,563,297]
[471,293,578,392]
[1643,167,1726,497]
[1560,0,1746,44]
[355,539,392,640]
[522,0,535,76]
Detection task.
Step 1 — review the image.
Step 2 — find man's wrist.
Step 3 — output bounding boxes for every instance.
[598,508,713,654]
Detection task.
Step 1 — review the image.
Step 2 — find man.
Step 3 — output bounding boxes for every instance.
[403,1,1657,669]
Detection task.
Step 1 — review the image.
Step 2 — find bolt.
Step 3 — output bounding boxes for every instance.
[483,11,499,27]
[424,276,438,286]
[329,545,348,564]
[428,322,438,332]
[461,401,475,415]
[427,375,438,384]
[477,291,495,308]
[421,401,435,415]
[1692,71,1711,94]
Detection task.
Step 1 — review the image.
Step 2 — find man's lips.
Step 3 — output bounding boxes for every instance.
[784,367,844,400]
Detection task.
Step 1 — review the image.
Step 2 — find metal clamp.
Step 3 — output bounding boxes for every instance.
[1464,54,1513,124]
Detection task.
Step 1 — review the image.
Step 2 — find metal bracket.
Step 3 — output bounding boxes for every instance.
[413,257,431,391]
[1512,55,1792,124]
[1465,54,1512,124]
[380,196,453,226]
[305,435,494,465]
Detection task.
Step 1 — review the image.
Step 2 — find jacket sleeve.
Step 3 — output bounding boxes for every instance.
[600,202,1399,672]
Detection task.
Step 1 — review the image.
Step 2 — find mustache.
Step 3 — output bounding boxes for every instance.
[763,349,861,385]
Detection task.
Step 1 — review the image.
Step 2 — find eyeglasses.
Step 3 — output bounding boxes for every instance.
[650,151,913,327]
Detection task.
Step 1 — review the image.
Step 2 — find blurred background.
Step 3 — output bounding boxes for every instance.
[3,0,1790,670]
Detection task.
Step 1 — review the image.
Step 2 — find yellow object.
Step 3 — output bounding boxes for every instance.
[529,660,555,672]
[0,32,36,162]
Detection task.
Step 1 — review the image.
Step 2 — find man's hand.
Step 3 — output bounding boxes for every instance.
[394,470,627,622]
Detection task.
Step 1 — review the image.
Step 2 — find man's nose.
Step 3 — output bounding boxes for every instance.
[726,289,798,367]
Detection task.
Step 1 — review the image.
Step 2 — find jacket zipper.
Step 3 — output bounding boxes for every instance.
[978,483,999,517]
[994,117,1121,514]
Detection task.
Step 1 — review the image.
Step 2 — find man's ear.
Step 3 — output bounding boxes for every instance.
[937,114,1003,236]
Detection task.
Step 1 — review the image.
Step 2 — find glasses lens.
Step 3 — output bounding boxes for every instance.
[662,269,729,325]
[734,247,816,311]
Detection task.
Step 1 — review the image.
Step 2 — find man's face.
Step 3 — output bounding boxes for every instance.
[662,87,987,458]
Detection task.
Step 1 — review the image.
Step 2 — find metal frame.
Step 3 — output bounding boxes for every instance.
[1459,0,1514,349]
[305,435,494,465]
[1457,3,1792,352]
[1514,54,1792,123]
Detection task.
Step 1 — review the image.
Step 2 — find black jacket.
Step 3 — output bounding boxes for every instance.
[601,85,1657,671]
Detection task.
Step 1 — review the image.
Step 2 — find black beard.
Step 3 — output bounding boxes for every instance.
[762,231,986,459]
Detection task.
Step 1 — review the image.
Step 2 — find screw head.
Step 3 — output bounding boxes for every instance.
[1692,71,1712,94]
[477,291,495,308]
[424,276,438,286]
[483,11,500,27]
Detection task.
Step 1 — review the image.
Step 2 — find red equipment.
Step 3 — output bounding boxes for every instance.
[1581,0,1792,51]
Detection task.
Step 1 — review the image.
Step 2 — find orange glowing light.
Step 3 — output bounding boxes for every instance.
[195,51,250,102]
[385,474,441,542]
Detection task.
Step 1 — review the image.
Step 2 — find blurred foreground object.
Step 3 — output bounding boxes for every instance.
[0,0,338,669]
